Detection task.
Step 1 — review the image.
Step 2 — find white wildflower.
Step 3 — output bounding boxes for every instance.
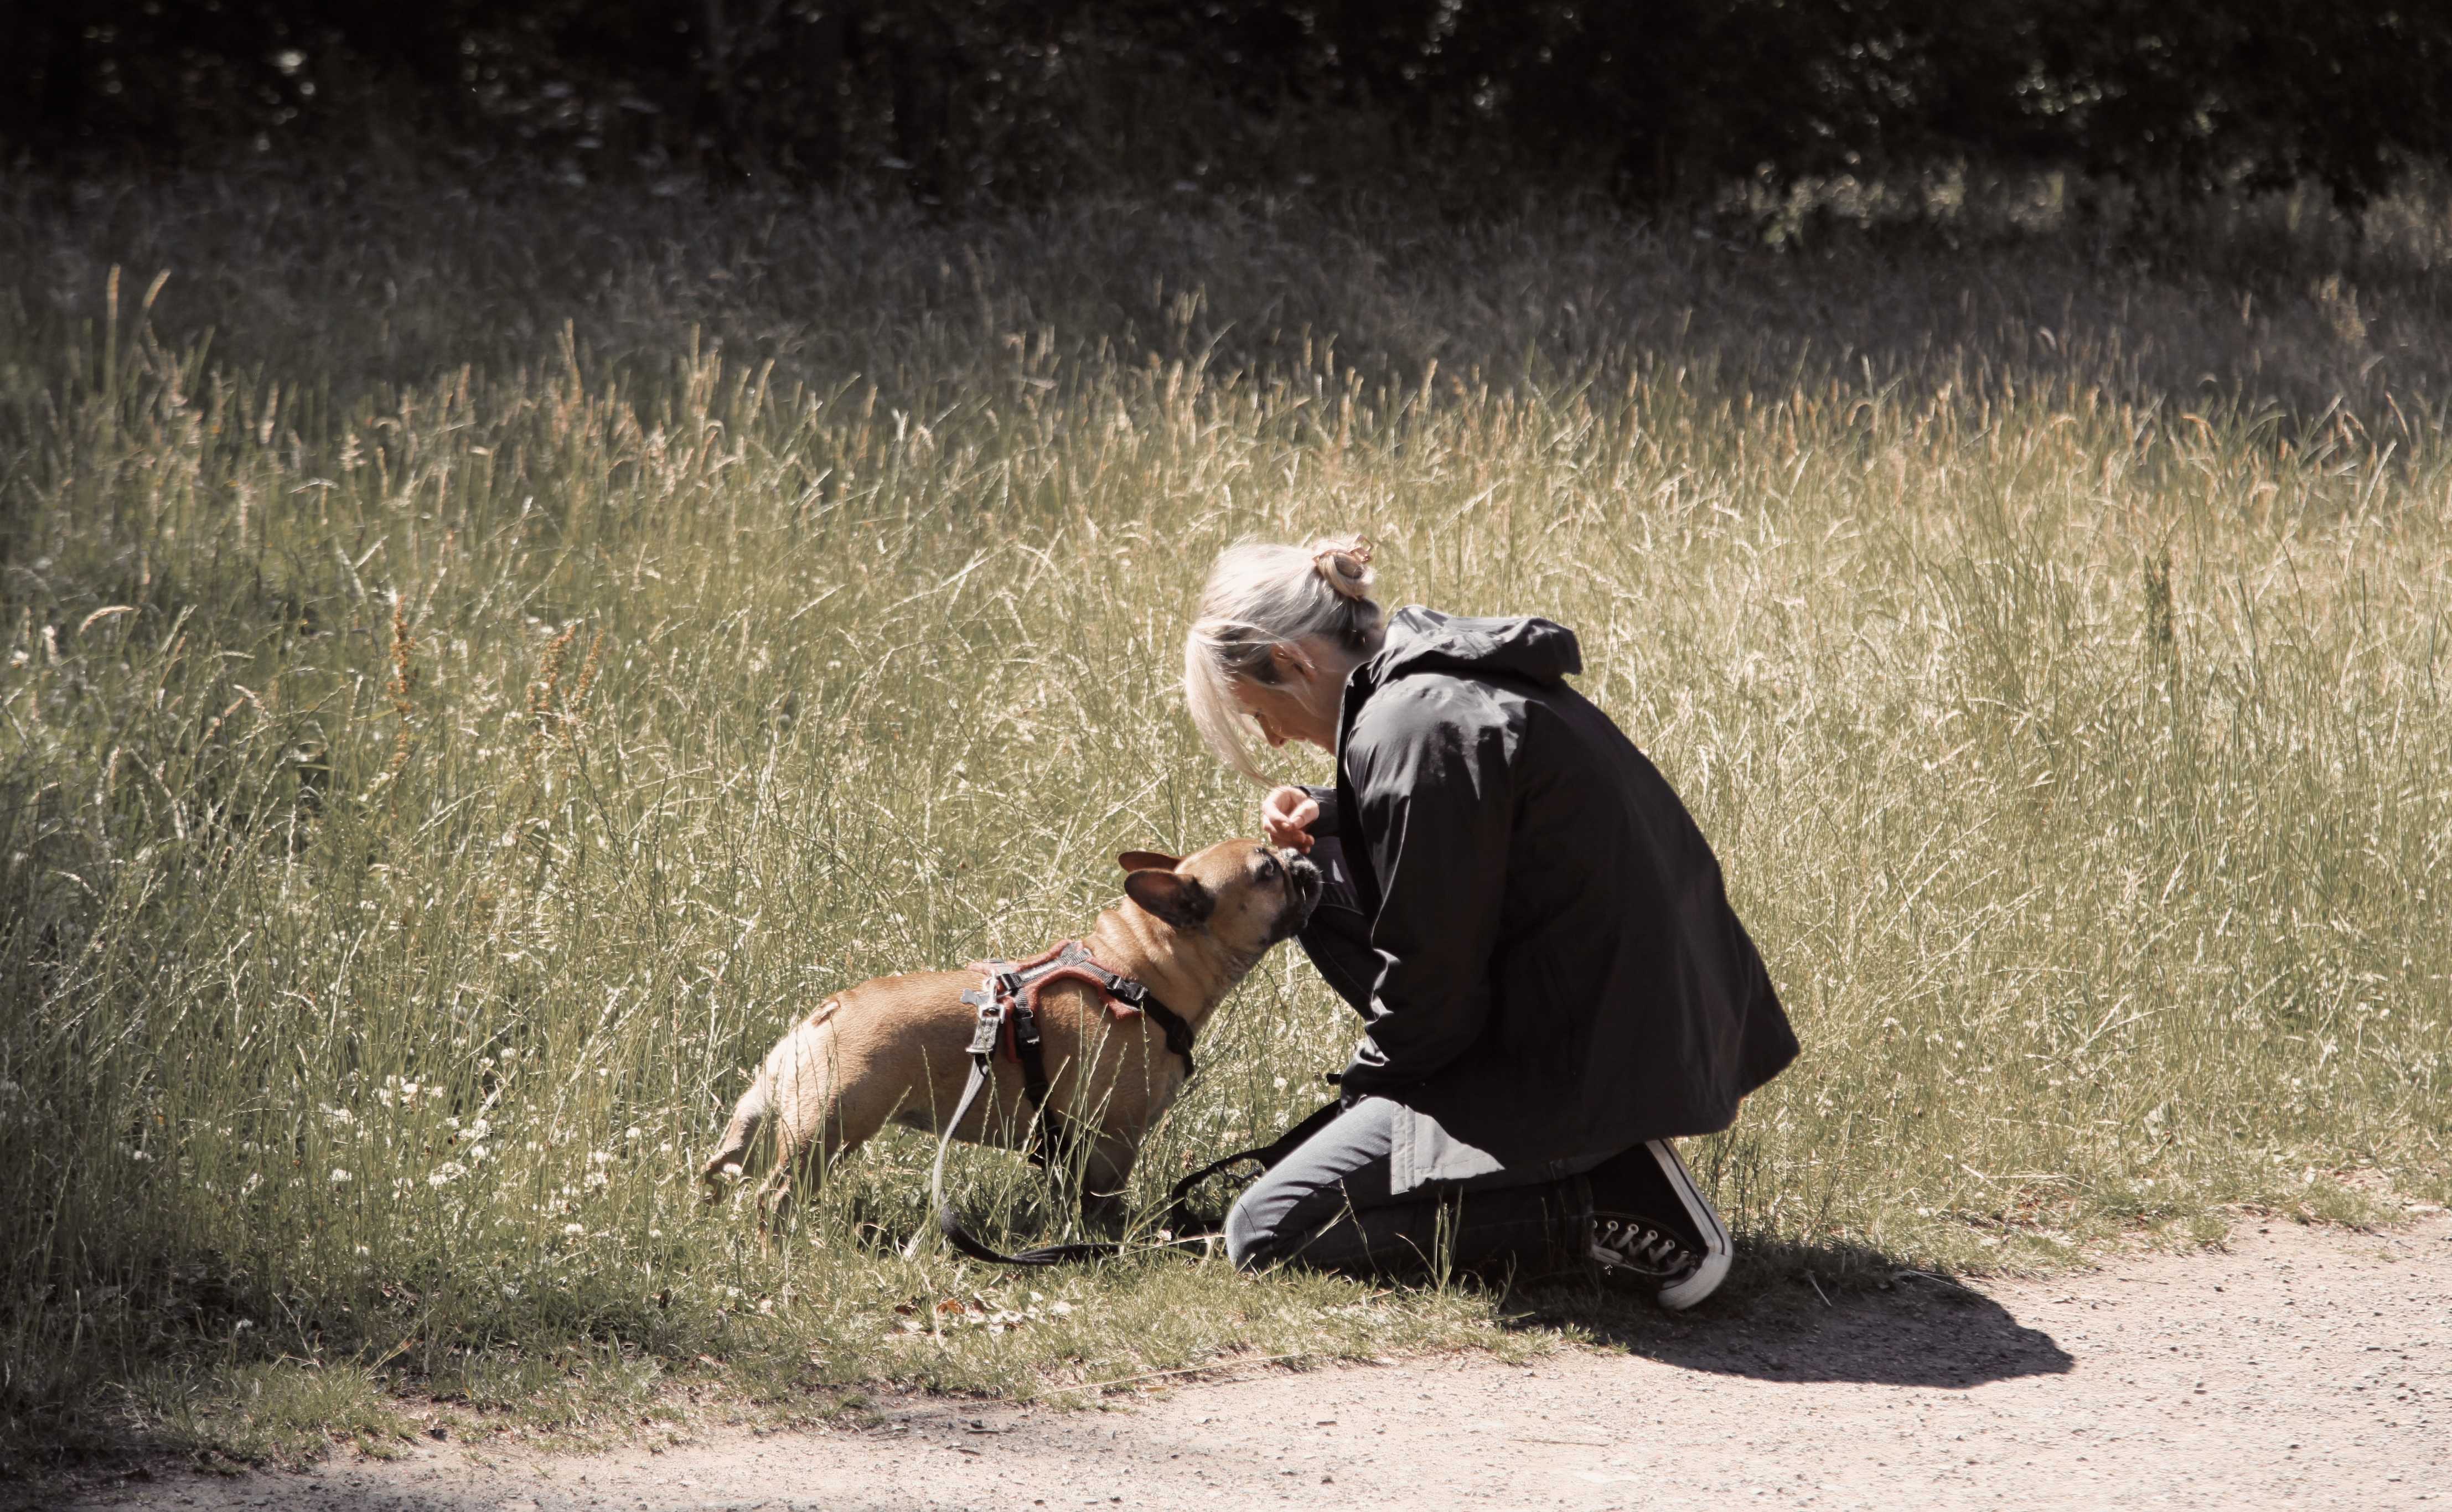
[428,1161,469,1189]
[329,1168,352,1184]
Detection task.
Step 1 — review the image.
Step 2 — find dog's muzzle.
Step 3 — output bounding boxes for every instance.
[1271,850,1325,942]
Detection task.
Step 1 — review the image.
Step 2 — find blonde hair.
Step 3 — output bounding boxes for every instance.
[1183,535,1384,783]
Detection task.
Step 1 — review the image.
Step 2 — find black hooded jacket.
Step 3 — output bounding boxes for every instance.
[1294,607,1798,1191]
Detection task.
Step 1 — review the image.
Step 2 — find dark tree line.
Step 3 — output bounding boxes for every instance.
[7,1,2448,208]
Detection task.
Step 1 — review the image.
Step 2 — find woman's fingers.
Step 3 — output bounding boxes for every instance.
[1261,786,1320,851]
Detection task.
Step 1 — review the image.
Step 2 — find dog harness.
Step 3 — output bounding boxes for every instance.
[965,940,1200,1133]
[921,940,1201,1266]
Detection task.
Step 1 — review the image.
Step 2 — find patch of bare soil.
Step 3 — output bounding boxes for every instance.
[54,1215,2451,1511]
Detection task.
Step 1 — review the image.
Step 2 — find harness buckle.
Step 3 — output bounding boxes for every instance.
[964,986,1007,1058]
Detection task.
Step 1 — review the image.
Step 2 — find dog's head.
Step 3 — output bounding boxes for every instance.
[1118,838,1322,956]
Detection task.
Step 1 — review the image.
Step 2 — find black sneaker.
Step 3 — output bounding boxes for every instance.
[1582,1139,1731,1310]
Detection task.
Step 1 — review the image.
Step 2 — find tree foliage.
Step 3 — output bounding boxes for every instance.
[6,1,2447,207]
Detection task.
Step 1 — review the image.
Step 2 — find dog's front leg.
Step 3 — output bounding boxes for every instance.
[1076,1128,1142,1237]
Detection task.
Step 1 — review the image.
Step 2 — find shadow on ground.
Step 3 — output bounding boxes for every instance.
[1507,1234,2074,1390]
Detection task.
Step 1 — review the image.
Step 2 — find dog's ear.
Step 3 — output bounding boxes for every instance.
[1117,850,1183,873]
[1125,868,1213,930]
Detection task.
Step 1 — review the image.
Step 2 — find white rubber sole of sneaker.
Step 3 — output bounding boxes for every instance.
[1645,1138,1732,1311]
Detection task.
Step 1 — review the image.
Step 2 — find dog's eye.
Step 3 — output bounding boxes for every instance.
[1258,855,1281,883]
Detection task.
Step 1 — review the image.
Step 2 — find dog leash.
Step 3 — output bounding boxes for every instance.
[1158,1095,1346,1234]
[918,941,1202,1267]
[922,1083,1345,1267]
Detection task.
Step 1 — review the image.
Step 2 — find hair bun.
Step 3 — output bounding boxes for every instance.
[1310,535,1376,601]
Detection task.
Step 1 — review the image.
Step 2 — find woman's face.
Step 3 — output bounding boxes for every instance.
[1237,675,1321,750]
[1232,638,1347,752]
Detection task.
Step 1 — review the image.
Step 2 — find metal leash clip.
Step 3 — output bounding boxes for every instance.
[963,981,1007,1057]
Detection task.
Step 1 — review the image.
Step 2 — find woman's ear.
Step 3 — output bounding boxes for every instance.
[1117,850,1182,873]
[1125,869,1214,931]
[1266,640,1314,683]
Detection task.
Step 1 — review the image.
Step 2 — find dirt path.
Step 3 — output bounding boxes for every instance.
[58,1215,2451,1511]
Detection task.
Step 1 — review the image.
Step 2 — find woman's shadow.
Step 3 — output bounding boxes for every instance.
[1503,1233,2074,1389]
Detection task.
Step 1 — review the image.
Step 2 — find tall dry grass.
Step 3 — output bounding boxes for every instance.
[3,169,2449,1470]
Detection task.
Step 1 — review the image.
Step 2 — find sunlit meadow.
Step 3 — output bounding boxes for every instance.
[3,170,2449,1471]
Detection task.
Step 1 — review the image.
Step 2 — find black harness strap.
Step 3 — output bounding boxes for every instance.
[1100,980,1199,1082]
[919,941,1203,1267]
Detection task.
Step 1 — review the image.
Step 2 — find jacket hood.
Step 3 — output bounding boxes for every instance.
[1362,606,1583,689]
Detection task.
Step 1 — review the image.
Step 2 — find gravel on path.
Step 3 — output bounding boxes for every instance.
[53,1214,2451,1512]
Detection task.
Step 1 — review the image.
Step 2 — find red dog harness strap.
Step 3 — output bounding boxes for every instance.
[965,940,1199,1083]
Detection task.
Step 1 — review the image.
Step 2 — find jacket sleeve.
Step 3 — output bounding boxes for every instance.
[1336,689,1515,1098]
[1297,784,1342,839]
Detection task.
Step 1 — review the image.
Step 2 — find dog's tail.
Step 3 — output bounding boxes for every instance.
[699,997,844,1200]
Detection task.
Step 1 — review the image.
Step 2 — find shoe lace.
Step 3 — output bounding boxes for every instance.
[1589,1216,1695,1278]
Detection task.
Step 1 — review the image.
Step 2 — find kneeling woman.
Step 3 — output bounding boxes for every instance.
[1181,538,1797,1308]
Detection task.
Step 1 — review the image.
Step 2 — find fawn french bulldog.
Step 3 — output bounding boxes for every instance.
[701,839,1322,1236]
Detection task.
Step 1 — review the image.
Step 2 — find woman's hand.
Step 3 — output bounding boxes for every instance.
[1261,786,1321,852]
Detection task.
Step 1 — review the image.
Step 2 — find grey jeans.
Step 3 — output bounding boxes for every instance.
[1223,1096,1603,1276]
